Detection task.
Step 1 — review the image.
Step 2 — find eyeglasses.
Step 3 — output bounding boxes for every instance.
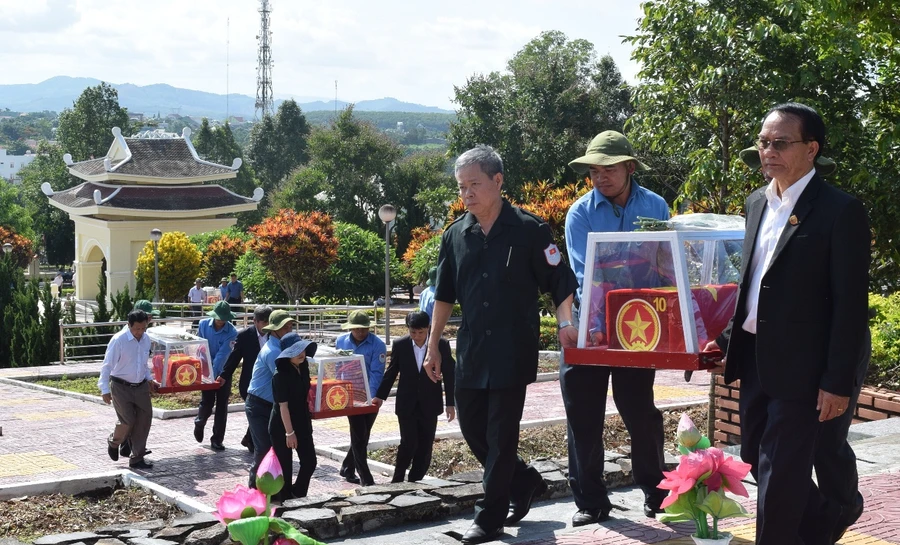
[756,138,809,151]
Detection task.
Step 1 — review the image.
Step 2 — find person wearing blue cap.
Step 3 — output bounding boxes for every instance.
[268,332,318,501]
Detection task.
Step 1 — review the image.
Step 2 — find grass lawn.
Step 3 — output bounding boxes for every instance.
[32,376,242,411]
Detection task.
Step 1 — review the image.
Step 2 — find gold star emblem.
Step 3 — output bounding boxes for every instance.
[625,310,652,343]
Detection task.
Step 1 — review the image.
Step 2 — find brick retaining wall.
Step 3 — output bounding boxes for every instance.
[713,375,900,446]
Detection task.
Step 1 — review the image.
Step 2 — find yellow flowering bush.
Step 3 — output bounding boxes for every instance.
[135,232,202,302]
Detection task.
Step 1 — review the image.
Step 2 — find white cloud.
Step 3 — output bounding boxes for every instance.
[0,0,645,110]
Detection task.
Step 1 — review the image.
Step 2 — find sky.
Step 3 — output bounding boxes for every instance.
[0,0,646,111]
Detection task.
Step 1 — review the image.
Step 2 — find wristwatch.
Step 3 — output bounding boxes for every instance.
[557,320,574,331]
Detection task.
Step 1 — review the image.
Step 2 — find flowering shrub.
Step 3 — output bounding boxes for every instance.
[202,234,248,287]
[0,226,35,269]
[214,448,324,545]
[135,232,202,302]
[249,209,338,302]
[657,414,752,539]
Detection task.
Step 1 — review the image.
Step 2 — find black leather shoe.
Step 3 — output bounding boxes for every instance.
[119,440,131,458]
[210,440,225,451]
[572,508,610,527]
[832,496,865,543]
[129,459,154,470]
[108,444,119,461]
[241,433,255,453]
[339,468,360,484]
[193,422,204,443]
[643,501,664,518]
[461,523,503,544]
[506,475,548,524]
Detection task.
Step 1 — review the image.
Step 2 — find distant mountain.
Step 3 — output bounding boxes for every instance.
[0,76,455,118]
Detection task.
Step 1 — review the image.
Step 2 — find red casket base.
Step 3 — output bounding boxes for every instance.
[307,378,378,419]
[153,354,217,393]
[565,346,723,370]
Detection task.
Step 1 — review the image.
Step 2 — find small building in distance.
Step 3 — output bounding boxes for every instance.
[0,148,38,184]
[43,127,262,300]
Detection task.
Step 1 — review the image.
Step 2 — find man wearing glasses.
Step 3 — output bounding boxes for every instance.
[706,103,870,544]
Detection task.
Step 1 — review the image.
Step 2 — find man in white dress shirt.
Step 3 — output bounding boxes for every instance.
[98,309,160,469]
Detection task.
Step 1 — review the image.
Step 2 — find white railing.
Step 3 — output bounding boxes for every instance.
[57,302,415,364]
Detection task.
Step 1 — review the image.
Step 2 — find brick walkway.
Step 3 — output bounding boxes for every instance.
[514,473,900,545]
[0,364,709,506]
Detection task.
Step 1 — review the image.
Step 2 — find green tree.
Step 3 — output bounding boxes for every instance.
[0,180,34,240]
[18,142,78,266]
[384,151,454,257]
[233,250,287,304]
[57,82,130,161]
[626,0,887,287]
[307,106,402,231]
[321,222,391,303]
[449,31,634,197]
[192,121,264,228]
[269,166,329,214]
[248,100,311,194]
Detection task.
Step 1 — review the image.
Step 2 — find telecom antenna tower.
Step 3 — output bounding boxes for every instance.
[255,0,274,119]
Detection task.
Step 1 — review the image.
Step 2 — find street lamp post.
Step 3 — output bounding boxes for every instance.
[150,229,162,303]
[2,243,11,256]
[378,204,397,344]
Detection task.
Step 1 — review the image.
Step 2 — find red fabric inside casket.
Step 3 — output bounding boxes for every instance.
[606,284,737,352]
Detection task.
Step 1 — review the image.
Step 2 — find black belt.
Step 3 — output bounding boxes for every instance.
[248,393,273,407]
[110,376,147,387]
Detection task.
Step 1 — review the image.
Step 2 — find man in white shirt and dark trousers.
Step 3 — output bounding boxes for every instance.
[188,278,206,317]
[98,309,160,469]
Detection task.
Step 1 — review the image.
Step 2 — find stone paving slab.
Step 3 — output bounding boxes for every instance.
[0,367,710,507]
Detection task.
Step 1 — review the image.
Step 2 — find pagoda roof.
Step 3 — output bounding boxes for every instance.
[45,181,262,219]
[64,127,241,185]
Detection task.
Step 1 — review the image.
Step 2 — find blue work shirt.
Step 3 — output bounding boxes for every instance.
[219,284,228,300]
[247,334,281,403]
[419,286,436,319]
[226,280,244,301]
[564,180,669,305]
[335,332,386,395]
[197,318,238,378]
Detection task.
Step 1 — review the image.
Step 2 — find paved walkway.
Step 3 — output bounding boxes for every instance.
[4,359,900,544]
[0,360,709,505]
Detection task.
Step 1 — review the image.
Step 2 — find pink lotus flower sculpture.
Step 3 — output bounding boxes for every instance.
[214,448,324,545]
[657,414,753,541]
[214,485,270,524]
[256,447,285,497]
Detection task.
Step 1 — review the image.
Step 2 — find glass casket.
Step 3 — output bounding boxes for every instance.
[307,354,378,419]
[146,327,219,393]
[565,226,744,370]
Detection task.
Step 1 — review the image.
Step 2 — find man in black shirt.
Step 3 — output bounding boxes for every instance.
[424,145,579,544]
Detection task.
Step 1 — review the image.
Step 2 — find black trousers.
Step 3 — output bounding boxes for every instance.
[815,339,868,525]
[269,411,317,501]
[559,358,666,511]
[245,394,274,487]
[394,408,438,482]
[195,378,231,444]
[341,412,377,485]
[456,386,538,532]
[739,343,835,545]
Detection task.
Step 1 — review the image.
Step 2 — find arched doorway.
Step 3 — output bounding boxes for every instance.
[78,243,107,301]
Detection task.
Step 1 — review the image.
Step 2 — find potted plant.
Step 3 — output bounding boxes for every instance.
[657,414,753,544]
[214,448,325,545]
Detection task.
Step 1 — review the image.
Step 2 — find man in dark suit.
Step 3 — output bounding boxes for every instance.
[372,311,456,483]
[706,102,870,545]
[739,146,869,542]
[220,305,272,453]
